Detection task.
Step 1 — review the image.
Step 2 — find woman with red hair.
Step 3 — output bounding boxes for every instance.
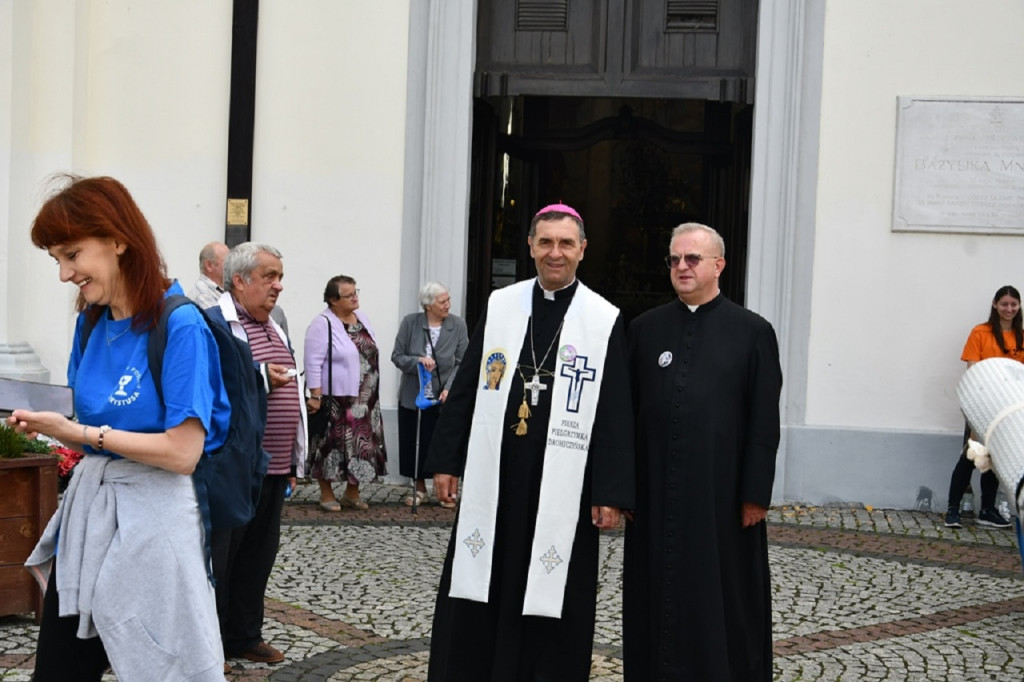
[7,175,231,680]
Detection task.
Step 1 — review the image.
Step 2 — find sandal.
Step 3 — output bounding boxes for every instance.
[438,499,457,509]
[404,491,427,507]
[318,499,341,512]
[339,496,369,510]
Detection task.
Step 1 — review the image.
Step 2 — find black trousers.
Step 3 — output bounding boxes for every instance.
[947,422,999,510]
[32,569,110,681]
[397,404,440,479]
[212,473,287,656]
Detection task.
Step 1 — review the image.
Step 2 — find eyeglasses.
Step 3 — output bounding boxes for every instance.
[665,253,714,269]
[339,289,360,300]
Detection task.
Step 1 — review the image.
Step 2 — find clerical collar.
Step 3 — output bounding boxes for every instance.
[536,278,578,301]
[680,291,723,312]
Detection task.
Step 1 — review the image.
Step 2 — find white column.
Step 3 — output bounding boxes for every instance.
[400,0,476,315]
[1,0,82,383]
[0,1,48,382]
[747,0,826,500]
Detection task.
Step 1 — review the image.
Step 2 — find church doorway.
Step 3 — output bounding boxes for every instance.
[464,95,753,327]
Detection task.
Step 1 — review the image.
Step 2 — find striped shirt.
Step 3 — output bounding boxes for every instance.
[236,303,301,475]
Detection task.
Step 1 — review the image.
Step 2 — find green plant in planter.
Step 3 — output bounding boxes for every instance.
[0,423,53,459]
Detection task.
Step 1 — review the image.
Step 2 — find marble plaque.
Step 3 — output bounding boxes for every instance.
[893,97,1024,234]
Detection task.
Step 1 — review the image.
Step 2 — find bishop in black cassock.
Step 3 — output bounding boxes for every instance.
[425,206,634,682]
[624,223,782,681]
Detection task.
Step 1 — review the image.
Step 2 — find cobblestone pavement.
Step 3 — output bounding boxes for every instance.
[2,481,1023,680]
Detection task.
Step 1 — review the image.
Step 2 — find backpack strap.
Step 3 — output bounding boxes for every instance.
[146,294,197,398]
[79,307,104,355]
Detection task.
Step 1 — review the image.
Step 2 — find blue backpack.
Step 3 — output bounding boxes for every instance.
[81,295,270,540]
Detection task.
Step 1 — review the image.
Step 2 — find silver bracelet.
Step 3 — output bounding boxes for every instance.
[82,424,89,446]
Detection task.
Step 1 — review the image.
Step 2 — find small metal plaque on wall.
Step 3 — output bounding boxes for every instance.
[893,97,1024,235]
[226,198,249,226]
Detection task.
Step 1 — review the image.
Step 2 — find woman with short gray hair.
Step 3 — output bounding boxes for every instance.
[391,282,469,507]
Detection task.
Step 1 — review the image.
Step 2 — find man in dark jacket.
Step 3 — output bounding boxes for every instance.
[624,222,783,681]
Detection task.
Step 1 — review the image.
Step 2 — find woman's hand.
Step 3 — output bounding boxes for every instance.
[439,389,449,403]
[8,411,205,475]
[419,356,436,372]
[7,410,69,442]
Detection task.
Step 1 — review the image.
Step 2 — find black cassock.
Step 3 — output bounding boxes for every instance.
[624,295,782,681]
[425,281,634,682]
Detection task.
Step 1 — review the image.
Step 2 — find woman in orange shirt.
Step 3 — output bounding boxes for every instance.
[945,285,1023,528]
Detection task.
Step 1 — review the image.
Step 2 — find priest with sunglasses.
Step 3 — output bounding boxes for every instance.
[425,204,635,681]
[624,223,783,681]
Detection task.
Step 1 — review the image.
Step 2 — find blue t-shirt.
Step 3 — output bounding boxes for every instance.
[68,282,230,455]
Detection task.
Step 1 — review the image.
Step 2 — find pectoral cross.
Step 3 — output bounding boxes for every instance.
[524,374,548,406]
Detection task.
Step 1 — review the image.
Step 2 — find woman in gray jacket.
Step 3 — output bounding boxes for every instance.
[391,282,469,507]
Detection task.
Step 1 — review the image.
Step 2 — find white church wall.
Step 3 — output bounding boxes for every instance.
[807,2,1024,431]
[7,1,412,417]
[248,0,410,401]
[9,0,234,383]
[781,0,1024,508]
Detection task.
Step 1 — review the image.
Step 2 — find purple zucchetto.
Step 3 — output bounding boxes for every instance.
[534,203,583,223]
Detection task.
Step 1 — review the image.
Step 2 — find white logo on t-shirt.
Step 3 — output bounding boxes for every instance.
[109,367,143,407]
[114,375,132,397]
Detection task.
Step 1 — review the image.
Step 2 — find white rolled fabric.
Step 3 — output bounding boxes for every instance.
[956,357,1024,517]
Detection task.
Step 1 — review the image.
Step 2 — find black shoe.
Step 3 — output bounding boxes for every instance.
[978,507,1012,528]
[944,507,962,528]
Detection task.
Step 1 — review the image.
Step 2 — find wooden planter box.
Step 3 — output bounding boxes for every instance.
[0,455,58,622]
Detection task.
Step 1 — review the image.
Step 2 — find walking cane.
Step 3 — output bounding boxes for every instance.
[413,361,439,515]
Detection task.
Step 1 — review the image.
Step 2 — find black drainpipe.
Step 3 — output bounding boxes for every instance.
[225,0,259,247]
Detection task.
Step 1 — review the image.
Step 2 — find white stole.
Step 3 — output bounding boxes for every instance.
[449,279,618,618]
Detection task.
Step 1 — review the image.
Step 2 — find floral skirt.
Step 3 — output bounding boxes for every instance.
[307,395,387,485]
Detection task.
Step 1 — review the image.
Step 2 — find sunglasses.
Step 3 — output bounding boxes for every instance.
[664,253,713,269]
